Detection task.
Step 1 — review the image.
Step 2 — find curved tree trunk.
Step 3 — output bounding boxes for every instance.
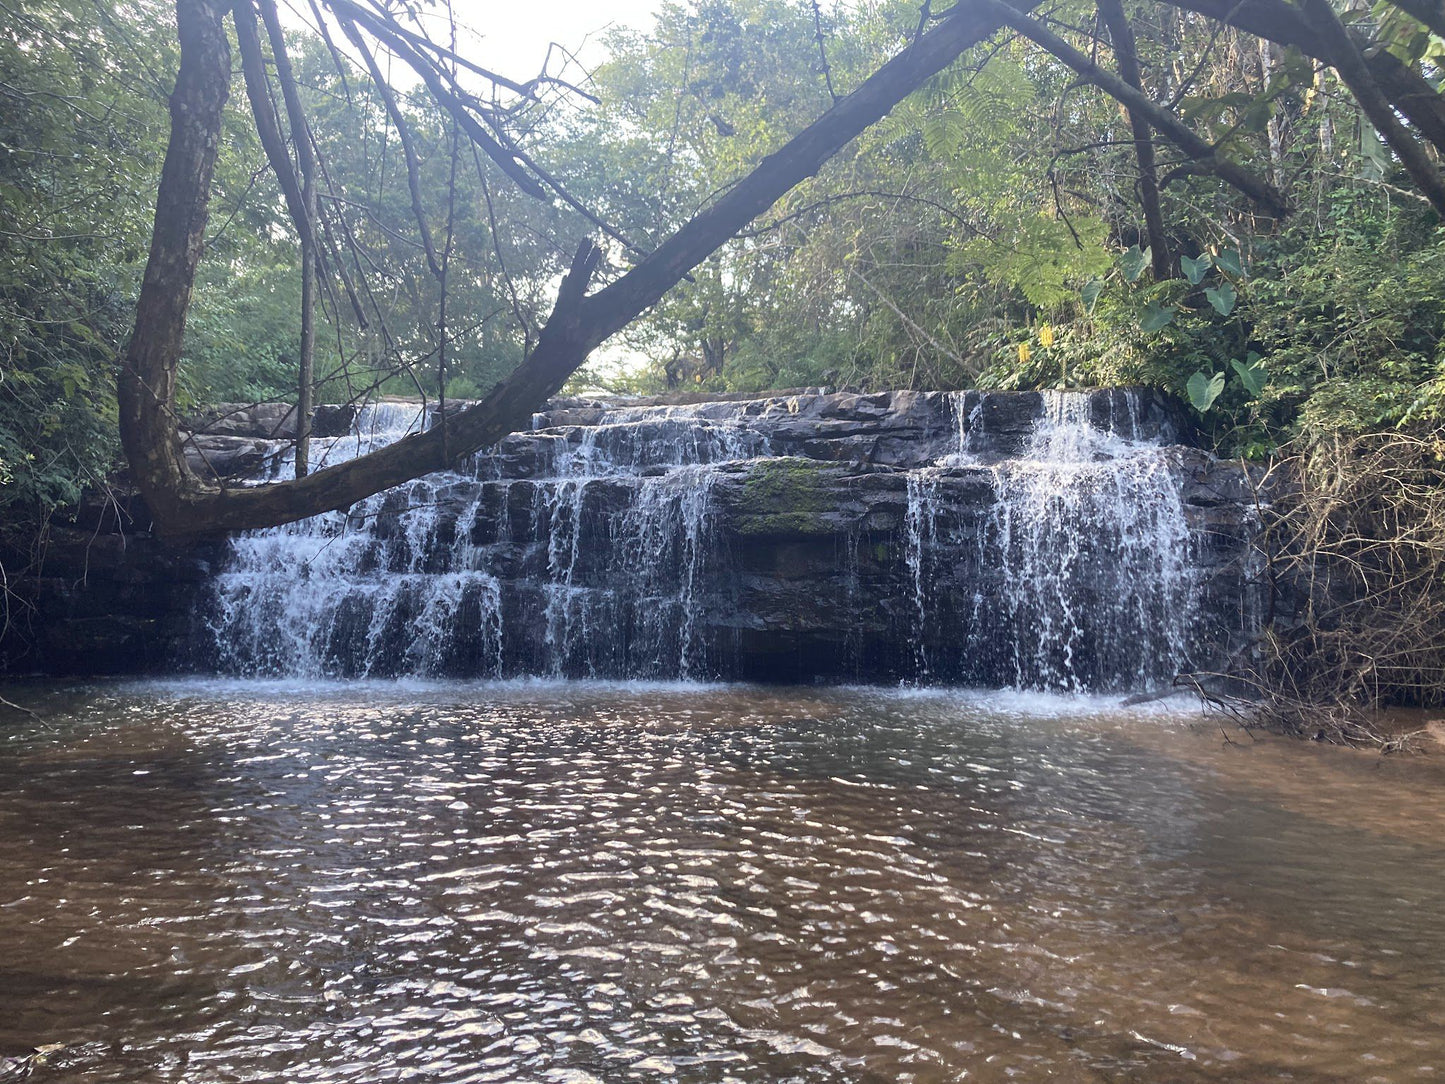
[117,0,231,533]
[120,0,1035,541]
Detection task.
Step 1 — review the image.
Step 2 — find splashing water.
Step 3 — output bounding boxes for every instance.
[905,390,1196,691]
[207,404,753,679]
[206,390,1207,689]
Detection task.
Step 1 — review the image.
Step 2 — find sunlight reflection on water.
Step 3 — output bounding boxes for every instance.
[1,680,1442,1082]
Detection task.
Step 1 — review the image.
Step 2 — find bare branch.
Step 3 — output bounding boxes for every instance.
[338,16,442,275]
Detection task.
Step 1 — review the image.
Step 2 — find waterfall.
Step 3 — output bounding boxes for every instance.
[201,388,1216,690]
[905,390,1197,692]
[206,402,754,680]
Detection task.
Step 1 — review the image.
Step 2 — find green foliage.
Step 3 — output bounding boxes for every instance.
[1181,254,1212,285]
[951,214,1113,309]
[1232,353,1267,398]
[1139,303,1176,332]
[6,0,1445,531]
[1186,371,1226,412]
[1120,246,1151,284]
[1204,282,1237,316]
[0,0,170,524]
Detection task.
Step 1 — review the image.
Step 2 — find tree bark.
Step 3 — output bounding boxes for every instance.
[122,0,1032,540]
[295,151,317,476]
[117,0,231,531]
[1097,0,1172,278]
[256,0,319,474]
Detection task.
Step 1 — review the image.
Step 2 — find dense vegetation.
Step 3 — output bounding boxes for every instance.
[4,0,1445,526]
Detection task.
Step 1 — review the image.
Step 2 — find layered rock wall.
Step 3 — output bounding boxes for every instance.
[2,389,1267,688]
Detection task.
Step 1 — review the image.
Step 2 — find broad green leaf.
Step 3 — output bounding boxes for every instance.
[1231,356,1266,397]
[1139,302,1175,332]
[1187,371,1227,412]
[1205,282,1238,316]
[1213,249,1244,278]
[1081,278,1104,314]
[1181,253,1212,285]
[1120,245,1150,283]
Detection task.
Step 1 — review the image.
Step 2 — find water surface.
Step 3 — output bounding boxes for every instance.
[1,680,1442,1082]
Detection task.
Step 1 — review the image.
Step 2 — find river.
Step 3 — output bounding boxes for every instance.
[1,680,1442,1081]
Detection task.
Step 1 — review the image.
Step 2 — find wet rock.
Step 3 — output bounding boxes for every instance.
[183,435,286,481]
[3,387,1276,684]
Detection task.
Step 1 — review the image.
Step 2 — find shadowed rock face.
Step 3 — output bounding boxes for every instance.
[2,389,1265,690]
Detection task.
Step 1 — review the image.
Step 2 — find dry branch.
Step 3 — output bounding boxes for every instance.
[1240,432,1445,744]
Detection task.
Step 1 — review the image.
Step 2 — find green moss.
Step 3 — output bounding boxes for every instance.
[734,457,834,537]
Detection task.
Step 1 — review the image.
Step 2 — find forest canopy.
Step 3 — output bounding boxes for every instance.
[5,0,1445,535]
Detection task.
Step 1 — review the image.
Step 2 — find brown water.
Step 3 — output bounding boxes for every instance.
[1,680,1444,1082]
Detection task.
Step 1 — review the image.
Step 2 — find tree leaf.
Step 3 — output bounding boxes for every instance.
[1186,370,1227,412]
[1213,248,1244,278]
[1081,278,1103,313]
[1205,282,1238,316]
[1181,253,1212,285]
[1231,355,1266,397]
[1139,302,1175,332]
[1121,245,1150,283]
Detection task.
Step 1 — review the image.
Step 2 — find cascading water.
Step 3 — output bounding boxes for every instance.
[206,402,759,680]
[904,391,1196,692]
[202,388,1217,690]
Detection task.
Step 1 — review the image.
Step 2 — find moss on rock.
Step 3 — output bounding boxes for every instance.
[733,457,835,537]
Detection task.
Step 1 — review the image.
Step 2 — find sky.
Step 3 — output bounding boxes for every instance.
[425,1,663,78]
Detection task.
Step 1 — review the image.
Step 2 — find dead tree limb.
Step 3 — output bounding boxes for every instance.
[338,16,442,276]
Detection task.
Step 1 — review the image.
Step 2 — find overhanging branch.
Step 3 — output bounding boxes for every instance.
[122,0,1031,540]
[982,0,1289,216]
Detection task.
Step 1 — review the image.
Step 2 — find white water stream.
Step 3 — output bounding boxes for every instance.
[206,391,1204,689]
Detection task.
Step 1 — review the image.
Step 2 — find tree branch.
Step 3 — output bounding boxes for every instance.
[233,0,311,248]
[1168,0,1445,156]
[982,0,1289,216]
[1381,0,1445,42]
[1298,0,1445,217]
[338,16,441,275]
[122,0,1032,539]
[1097,0,1171,277]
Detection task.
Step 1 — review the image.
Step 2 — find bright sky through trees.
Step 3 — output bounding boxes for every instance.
[427,0,660,71]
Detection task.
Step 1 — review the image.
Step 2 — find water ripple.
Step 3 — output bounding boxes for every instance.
[0,681,1442,1081]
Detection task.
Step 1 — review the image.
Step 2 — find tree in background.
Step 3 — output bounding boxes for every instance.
[583,0,1445,460]
[8,0,1445,538]
[116,0,1049,538]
